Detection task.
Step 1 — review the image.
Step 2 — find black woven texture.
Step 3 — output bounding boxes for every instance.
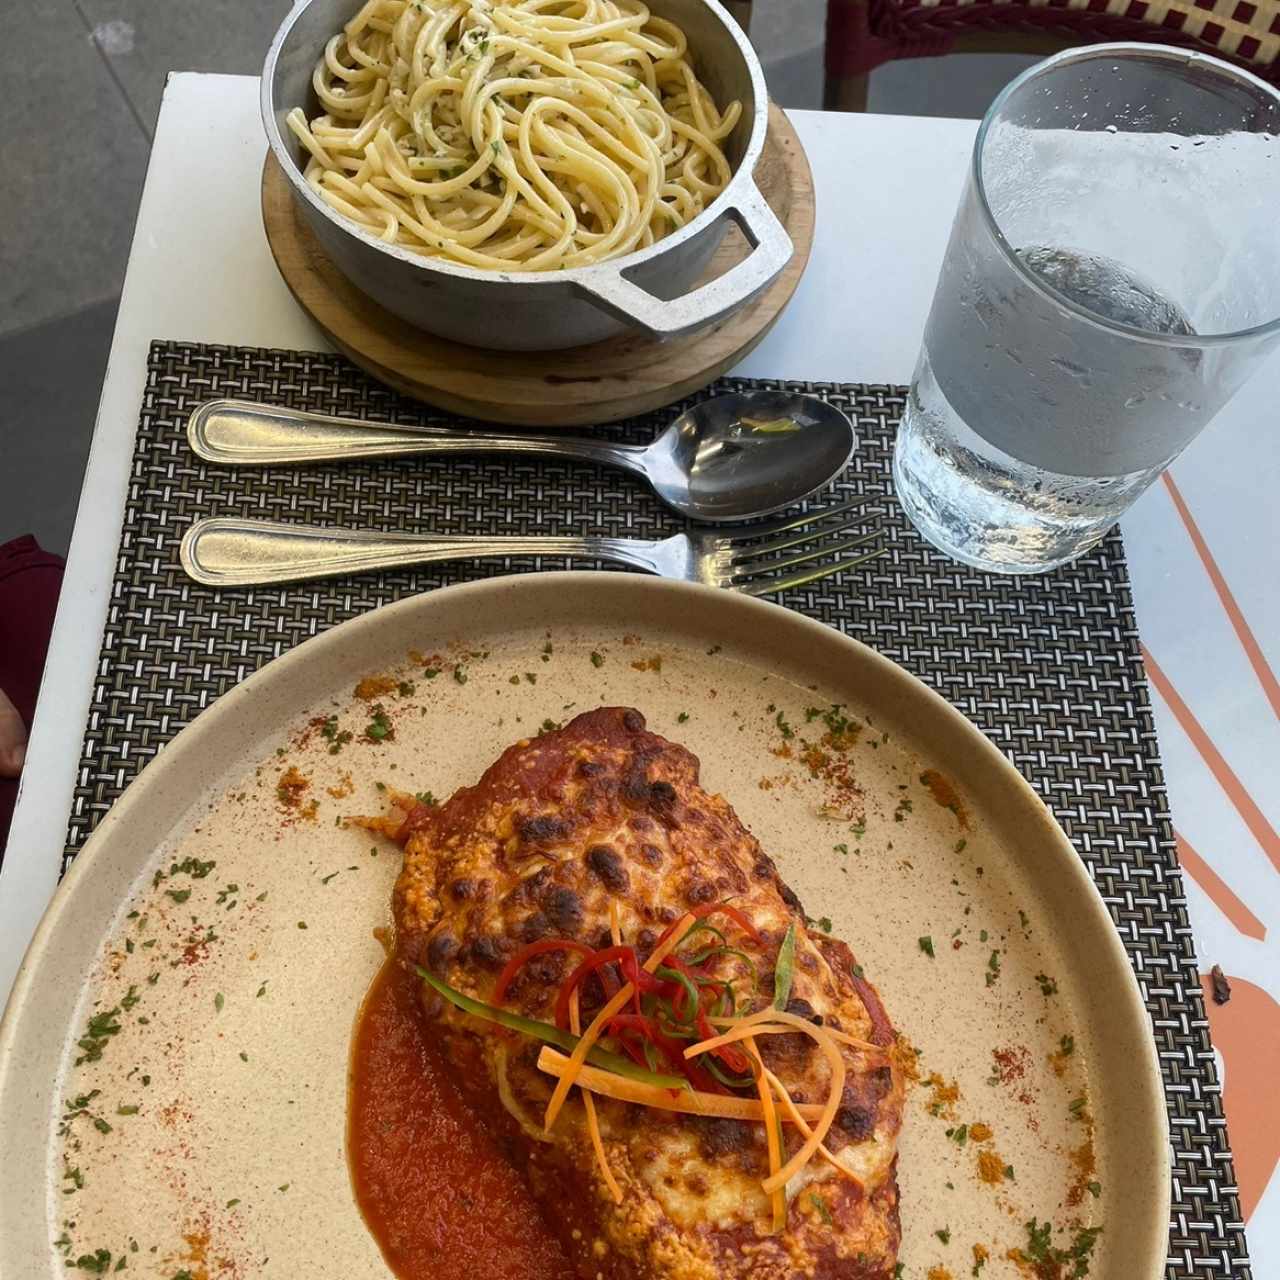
[64,341,1247,1277]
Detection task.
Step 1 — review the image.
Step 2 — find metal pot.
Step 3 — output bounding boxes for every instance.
[262,0,792,351]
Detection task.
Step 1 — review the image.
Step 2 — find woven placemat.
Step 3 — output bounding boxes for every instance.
[63,340,1246,1278]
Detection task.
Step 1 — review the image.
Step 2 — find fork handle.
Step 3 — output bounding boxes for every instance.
[179,517,665,587]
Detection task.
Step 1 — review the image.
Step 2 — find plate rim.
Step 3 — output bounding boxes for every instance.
[0,570,1172,1275]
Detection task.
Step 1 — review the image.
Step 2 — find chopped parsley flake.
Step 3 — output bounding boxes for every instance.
[70,1249,114,1274]
[453,665,468,684]
[808,1192,833,1225]
[677,712,689,724]
[774,709,794,739]
[214,993,225,1013]
[365,705,393,741]
[165,888,191,904]
[815,916,833,933]
[985,949,1002,986]
[1022,1219,1102,1279]
[116,1105,139,1116]
[320,716,353,754]
[1036,972,1059,996]
[935,1226,951,1244]
[918,935,935,958]
[590,651,605,667]
[75,1008,123,1065]
[416,790,438,807]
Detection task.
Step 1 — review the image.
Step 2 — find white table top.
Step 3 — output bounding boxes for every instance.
[3,72,1277,1265]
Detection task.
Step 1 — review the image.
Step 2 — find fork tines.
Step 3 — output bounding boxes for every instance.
[724,496,888,596]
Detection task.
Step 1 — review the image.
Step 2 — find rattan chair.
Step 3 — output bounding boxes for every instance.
[726,0,1279,109]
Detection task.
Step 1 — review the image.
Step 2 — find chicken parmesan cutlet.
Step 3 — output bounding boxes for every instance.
[383,706,905,1279]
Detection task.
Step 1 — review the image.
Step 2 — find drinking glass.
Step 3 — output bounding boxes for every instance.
[893,44,1280,574]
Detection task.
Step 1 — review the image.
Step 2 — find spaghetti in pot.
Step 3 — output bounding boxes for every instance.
[287,0,743,271]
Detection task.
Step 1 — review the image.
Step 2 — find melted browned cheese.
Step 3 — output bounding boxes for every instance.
[394,706,905,1279]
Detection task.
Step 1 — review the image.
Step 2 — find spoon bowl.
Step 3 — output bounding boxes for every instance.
[641,391,857,522]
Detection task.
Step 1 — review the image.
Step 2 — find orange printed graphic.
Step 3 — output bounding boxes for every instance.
[1143,646,1280,877]
[1175,832,1267,943]
[1200,973,1280,1221]
[1163,473,1280,724]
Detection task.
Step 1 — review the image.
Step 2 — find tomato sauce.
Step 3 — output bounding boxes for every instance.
[348,960,573,1280]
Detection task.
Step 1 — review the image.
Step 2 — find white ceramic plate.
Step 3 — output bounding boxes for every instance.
[0,573,1168,1279]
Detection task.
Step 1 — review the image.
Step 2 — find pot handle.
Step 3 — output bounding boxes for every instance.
[575,180,793,341]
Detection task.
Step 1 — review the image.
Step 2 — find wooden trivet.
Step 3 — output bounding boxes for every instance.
[261,103,814,426]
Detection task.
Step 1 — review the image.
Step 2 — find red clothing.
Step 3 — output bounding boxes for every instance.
[0,536,65,861]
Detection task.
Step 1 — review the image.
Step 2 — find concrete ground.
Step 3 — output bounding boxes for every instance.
[0,0,1036,555]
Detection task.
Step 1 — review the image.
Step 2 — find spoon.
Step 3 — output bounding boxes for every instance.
[187,391,856,523]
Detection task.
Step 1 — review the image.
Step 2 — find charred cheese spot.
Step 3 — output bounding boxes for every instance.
[471,935,511,970]
[543,885,584,935]
[519,911,550,941]
[684,878,717,905]
[640,843,663,867]
[519,814,572,844]
[621,709,646,732]
[585,844,630,893]
[426,932,458,969]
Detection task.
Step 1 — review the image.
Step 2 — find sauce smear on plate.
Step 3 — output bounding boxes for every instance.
[349,960,572,1280]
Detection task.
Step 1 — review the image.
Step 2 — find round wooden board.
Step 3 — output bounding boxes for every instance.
[261,103,814,427]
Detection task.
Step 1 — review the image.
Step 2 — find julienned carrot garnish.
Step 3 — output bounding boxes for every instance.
[684,1010,848,1194]
[743,1037,786,1233]
[424,899,882,1219]
[571,985,623,1204]
[536,1048,826,1122]
[763,1065,863,1185]
[543,912,698,1132]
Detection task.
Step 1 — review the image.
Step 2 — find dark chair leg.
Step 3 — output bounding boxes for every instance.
[824,71,870,111]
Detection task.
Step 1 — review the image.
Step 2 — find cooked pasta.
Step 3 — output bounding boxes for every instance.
[287,0,742,271]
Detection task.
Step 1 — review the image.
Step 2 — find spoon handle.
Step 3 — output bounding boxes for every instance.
[187,399,647,474]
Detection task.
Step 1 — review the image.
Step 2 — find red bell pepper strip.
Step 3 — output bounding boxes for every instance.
[654,901,764,952]
[609,1013,725,1094]
[555,945,648,1029]
[491,939,595,1006]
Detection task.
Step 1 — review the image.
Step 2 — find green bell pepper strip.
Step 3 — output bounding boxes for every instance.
[416,966,688,1091]
[772,922,797,1010]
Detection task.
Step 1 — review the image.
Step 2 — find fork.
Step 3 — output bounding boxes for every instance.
[179,499,886,594]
